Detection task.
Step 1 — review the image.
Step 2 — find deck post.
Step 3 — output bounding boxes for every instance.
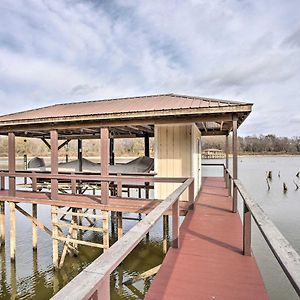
[10,202,16,261]
[225,134,229,188]
[101,128,109,204]
[8,132,16,197]
[232,115,238,213]
[32,204,38,250]
[188,180,195,210]
[0,202,5,248]
[243,202,251,256]
[172,199,179,248]
[163,215,169,253]
[51,205,59,269]
[102,210,109,251]
[50,130,59,200]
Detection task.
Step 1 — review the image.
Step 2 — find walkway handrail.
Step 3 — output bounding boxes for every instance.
[51,177,194,300]
[205,163,300,297]
[235,179,300,297]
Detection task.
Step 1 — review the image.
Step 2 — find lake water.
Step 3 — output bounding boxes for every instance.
[0,156,300,299]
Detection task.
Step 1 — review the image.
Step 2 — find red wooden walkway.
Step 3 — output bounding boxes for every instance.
[146,177,268,300]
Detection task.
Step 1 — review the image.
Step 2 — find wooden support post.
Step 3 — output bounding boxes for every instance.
[101,128,109,204]
[71,173,76,194]
[32,204,37,250]
[10,202,16,261]
[117,174,122,197]
[51,206,59,269]
[72,208,78,251]
[1,173,5,190]
[102,210,109,251]
[232,115,238,213]
[0,202,4,248]
[117,212,123,240]
[50,130,59,200]
[110,138,115,165]
[228,176,232,197]
[243,202,251,256]
[225,134,229,188]
[32,172,37,192]
[172,199,179,248]
[8,132,16,197]
[163,215,169,254]
[78,139,83,172]
[188,180,194,210]
[144,133,150,157]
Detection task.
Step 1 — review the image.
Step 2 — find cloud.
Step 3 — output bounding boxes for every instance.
[0,0,300,136]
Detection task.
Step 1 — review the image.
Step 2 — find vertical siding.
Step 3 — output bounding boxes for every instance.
[154,124,194,201]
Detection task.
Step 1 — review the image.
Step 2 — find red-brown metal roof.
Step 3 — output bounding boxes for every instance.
[0,94,250,122]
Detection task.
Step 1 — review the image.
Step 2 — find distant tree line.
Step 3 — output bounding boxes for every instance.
[0,134,299,158]
[202,134,300,154]
[0,136,154,158]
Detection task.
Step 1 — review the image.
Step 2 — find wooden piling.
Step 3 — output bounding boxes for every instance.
[51,206,59,269]
[172,200,179,248]
[0,202,5,248]
[102,210,109,251]
[10,202,16,261]
[32,204,38,249]
[117,212,123,240]
[163,215,169,254]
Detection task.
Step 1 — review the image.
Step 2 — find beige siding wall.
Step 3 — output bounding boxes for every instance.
[154,124,201,200]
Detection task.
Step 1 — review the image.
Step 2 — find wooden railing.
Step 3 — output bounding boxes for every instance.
[50,177,194,300]
[203,163,300,297]
[0,170,193,204]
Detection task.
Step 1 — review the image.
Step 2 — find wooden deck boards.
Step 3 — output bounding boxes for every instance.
[146,177,268,300]
[0,190,189,215]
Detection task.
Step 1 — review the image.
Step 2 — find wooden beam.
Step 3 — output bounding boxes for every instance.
[123,264,161,285]
[15,203,52,235]
[41,138,51,149]
[58,139,71,151]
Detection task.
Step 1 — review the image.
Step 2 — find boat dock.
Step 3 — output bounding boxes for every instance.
[146,176,268,299]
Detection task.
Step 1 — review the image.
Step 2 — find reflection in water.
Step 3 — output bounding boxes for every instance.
[0,209,167,299]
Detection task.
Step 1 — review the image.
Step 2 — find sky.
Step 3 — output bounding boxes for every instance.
[0,0,299,136]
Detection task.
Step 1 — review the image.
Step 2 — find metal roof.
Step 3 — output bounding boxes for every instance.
[0,94,250,122]
[0,93,253,138]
